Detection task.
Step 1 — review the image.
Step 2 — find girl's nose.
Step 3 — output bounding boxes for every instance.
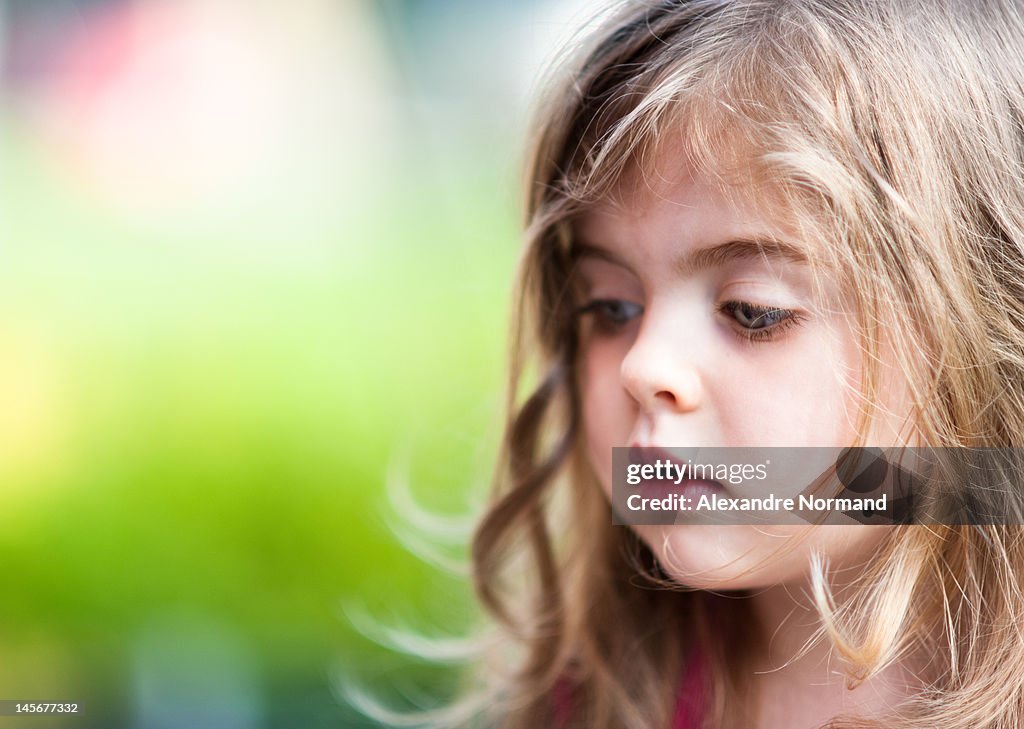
[619,324,703,415]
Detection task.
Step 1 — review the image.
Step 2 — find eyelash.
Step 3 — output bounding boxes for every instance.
[575,299,643,333]
[575,298,803,342]
[716,300,803,342]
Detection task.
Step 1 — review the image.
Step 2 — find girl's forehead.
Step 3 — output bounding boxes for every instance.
[576,149,809,256]
[600,130,795,215]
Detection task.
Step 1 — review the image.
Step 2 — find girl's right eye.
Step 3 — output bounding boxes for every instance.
[575,299,644,331]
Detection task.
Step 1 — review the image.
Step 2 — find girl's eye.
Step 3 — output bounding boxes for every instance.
[718,300,801,341]
[576,298,643,331]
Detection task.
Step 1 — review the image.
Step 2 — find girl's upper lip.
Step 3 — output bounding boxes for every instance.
[627,443,694,462]
[627,443,728,489]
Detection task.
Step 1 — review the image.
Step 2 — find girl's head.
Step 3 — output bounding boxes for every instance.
[574,145,906,588]
[526,0,1024,455]
[471,1,1024,727]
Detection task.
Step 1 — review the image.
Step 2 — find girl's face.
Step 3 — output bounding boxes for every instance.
[574,153,916,589]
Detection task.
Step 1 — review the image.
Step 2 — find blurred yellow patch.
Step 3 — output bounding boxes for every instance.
[0,327,69,502]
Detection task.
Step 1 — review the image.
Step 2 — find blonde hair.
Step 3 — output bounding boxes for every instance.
[466,1,1024,727]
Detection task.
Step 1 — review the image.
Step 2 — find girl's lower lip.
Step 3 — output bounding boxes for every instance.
[639,478,725,499]
[679,479,724,500]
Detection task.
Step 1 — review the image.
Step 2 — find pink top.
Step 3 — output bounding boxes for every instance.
[553,644,707,728]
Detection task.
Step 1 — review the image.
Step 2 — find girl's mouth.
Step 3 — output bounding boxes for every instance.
[627,445,728,501]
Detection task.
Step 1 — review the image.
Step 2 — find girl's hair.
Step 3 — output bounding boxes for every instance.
[469,1,1024,727]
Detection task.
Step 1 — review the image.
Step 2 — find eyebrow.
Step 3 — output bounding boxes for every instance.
[678,238,810,276]
[572,237,809,275]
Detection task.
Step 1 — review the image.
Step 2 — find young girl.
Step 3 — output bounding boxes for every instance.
[463,0,1024,727]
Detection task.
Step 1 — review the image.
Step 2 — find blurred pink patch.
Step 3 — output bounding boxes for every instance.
[26,0,291,214]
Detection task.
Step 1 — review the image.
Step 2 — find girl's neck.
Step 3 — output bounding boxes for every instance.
[750,583,827,668]
[745,583,924,729]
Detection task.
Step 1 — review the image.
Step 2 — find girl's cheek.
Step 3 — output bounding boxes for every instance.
[580,341,635,482]
[714,324,857,446]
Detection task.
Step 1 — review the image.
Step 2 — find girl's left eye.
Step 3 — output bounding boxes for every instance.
[718,300,801,341]
[575,298,644,332]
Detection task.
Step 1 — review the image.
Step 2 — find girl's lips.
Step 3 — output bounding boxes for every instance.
[627,444,728,497]
[627,443,690,467]
[675,479,724,500]
[638,476,726,501]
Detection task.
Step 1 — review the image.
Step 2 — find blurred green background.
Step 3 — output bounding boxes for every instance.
[0,0,586,726]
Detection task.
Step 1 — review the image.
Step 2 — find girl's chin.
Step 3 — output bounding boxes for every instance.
[638,524,814,589]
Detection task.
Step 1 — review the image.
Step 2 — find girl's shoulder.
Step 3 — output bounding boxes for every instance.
[552,643,708,729]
